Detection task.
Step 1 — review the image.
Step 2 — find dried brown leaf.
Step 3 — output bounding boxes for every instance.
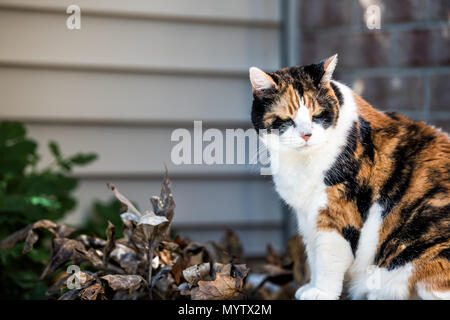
[263,264,293,286]
[182,263,211,284]
[57,224,76,238]
[23,229,39,254]
[139,210,168,227]
[103,221,116,266]
[101,275,146,292]
[109,175,174,272]
[120,212,140,224]
[283,235,308,284]
[231,264,249,286]
[159,249,172,265]
[0,226,30,250]
[46,274,69,297]
[0,219,65,253]
[76,271,96,287]
[80,283,104,300]
[212,263,232,276]
[193,273,240,300]
[41,238,86,280]
[174,235,187,249]
[178,282,192,296]
[183,242,211,266]
[129,225,149,254]
[149,166,175,239]
[75,247,104,269]
[210,241,232,264]
[151,166,175,219]
[58,289,81,300]
[190,252,204,266]
[161,240,181,252]
[171,258,183,285]
[110,243,140,274]
[151,264,172,288]
[107,183,141,217]
[270,284,296,300]
[47,271,95,297]
[266,244,282,266]
[219,228,243,263]
[77,234,106,249]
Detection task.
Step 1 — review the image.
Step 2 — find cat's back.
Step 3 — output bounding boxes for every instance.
[356,93,449,189]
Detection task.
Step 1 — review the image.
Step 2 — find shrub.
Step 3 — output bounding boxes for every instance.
[0,121,97,299]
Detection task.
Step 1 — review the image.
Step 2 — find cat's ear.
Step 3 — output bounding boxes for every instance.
[320,54,338,85]
[249,67,276,91]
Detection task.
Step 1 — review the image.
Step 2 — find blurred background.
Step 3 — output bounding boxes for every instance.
[0,0,448,281]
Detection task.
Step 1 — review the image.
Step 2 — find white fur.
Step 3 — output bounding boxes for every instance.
[347,203,383,299]
[416,282,450,300]
[294,97,312,135]
[365,264,414,300]
[346,203,416,300]
[296,230,353,300]
[262,81,428,300]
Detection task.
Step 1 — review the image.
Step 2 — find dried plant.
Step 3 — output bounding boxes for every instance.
[0,169,308,300]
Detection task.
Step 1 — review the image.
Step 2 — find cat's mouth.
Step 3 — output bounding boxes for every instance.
[295,142,320,152]
[281,142,309,150]
[278,139,309,150]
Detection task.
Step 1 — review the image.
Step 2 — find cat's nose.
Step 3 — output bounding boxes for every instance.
[301,133,312,141]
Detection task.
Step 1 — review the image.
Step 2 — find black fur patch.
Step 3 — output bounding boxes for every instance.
[268,118,295,134]
[375,185,449,269]
[385,111,400,120]
[378,125,435,217]
[303,62,325,87]
[324,121,359,187]
[251,90,278,131]
[356,182,373,221]
[358,117,375,162]
[437,248,450,260]
[324,119,377,220]
[342,226,360,255]
[386,236,449,270]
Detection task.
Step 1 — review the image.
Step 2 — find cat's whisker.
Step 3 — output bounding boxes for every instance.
[248,141,269,166]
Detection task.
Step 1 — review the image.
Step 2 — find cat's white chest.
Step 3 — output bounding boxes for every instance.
[273,163,325,213]
[271,150,330,236]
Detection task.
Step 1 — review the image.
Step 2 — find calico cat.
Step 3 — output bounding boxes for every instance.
[249,54,450,300]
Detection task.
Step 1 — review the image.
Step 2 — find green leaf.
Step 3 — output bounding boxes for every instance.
[57,160,72,172]
[0,121,26,142]
[0,140,37,175]
[48,141,62,159]
[30,196,61,209]
[69,153,98,166]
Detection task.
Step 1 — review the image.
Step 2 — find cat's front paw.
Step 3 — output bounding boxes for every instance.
[295,285,339,300]
[295,283,313,300]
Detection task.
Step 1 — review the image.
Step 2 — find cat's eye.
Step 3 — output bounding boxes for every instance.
[312,110,326,119]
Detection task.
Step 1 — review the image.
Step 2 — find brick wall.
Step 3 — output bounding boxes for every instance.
[296,0,450,132]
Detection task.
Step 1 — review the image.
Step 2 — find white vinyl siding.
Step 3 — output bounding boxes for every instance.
[0,0,282,256]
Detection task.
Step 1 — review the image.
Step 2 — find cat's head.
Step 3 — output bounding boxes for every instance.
[250,54,342,153]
